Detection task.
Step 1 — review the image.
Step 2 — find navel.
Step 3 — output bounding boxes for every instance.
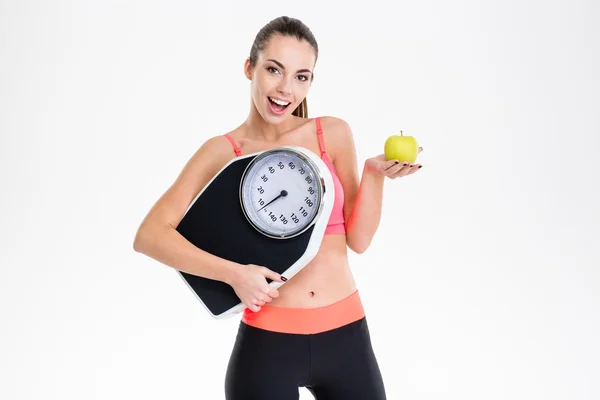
[309,291,315,297]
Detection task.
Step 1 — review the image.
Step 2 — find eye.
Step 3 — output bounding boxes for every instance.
[267,66,280,74]
[297,75,309,82]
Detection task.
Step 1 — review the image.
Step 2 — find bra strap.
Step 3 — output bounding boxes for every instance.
[223,134,242,156]
[315,117,326,156]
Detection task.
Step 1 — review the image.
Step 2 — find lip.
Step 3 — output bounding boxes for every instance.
[266,96,292,115]
[268,96,292,104]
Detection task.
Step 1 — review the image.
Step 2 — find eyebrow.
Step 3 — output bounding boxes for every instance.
[267,59,312,75]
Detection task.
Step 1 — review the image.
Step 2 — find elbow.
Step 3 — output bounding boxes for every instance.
[133,221,173,253]
[133,229,144,253]
[133,225,151,253]
[351,244,369,255]
[347,235,371,255]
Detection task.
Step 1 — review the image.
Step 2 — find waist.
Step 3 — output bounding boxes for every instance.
[241,289,365,334]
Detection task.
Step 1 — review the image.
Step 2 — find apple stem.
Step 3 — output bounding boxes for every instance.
[400,130,403,136]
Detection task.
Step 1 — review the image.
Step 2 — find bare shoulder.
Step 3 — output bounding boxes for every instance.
[137,133,238,230]
[320,115,352,142]
[316,116,355,160]
[170,133,238,201]
[183,134,237,172]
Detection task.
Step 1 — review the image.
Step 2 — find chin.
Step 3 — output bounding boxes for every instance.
[264,112,289,124]
[262,102,294,123]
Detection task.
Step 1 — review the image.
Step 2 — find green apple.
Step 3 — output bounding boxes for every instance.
[384,131,418,163]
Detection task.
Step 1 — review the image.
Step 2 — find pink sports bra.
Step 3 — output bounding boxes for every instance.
[223,117,346,235]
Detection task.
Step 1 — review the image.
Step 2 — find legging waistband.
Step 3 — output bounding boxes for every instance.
[241,290,365,334]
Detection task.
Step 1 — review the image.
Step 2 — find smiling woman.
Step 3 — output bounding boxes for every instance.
[133,14,422,400]
[245,27,317,121]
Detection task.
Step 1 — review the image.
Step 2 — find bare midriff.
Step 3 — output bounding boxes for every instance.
[267,234,357,308]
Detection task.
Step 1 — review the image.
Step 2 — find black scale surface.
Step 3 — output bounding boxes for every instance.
[176,155,314,316]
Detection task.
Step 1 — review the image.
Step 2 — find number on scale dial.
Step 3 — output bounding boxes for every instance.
[240,149,323,239]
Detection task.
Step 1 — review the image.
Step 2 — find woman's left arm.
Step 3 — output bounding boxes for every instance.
[331,118,422,254]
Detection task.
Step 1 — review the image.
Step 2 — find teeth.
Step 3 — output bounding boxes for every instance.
[269,97,290,106]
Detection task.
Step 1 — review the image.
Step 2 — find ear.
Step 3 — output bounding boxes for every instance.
[244,57,252,81]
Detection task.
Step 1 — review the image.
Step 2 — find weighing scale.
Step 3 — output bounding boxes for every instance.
[175,146,335,318]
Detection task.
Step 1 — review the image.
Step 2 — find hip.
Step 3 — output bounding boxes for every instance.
[242,289,365,334]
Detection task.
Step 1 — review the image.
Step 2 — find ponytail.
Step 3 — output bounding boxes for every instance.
[293,97,308,118]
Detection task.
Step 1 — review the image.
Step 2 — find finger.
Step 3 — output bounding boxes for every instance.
[386,162,410,176]
[392,164,420,178]
[383,159,401,171]
[403,164,420,176]
[267,287,280,298]
[389,164,412,178]
[247,303,261,312]
[418,146,423,153]
[261,267,284,283]
[409,163,423,173]
[252,295,265,307]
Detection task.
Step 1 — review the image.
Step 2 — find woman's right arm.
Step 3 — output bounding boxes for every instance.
[132,136,239,284]
[133,136,283,311]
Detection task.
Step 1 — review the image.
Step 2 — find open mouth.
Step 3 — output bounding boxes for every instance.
[268,96,291,113]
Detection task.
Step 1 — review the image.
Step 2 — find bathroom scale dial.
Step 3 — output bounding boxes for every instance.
[240,148,324,239]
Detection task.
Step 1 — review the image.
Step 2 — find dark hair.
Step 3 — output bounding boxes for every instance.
[249,16,319,118]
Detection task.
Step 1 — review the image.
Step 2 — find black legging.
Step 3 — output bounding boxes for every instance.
[225,317,387,399]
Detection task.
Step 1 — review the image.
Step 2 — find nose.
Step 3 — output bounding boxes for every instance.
[277,77,292,97]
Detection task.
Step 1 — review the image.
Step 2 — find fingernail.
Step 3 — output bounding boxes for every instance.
[394,161,399,164]
[403,163,407,166]
[281,276,287,282]
[418,165,422,168]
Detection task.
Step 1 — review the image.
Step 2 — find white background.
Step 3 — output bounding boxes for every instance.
[1,0,599,399]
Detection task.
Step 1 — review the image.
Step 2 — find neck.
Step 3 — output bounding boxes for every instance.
[243,100,296,142]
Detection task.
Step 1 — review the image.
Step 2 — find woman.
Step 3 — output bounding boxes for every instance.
[133,16,422,400]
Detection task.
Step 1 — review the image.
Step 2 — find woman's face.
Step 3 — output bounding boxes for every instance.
[246,35,316,124]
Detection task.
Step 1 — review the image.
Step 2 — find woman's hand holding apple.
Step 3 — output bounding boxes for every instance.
[365,146,423,179]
